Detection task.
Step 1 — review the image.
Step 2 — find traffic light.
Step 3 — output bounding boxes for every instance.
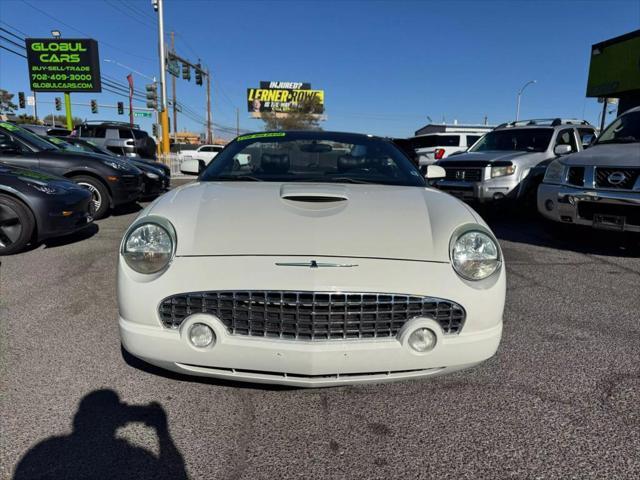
[55,97,62,111]
[117,101,124,115]
[152,123,158,137]
[18,92,25,109]
[195,64,202,86]
[146,83,158,109]
[90,99,98,114]
[182,63,190,81]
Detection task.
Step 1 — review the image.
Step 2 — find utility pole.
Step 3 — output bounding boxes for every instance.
[33,91,38,122]
[516,80,536,121]
[153,0,170,155]
[206,67,212,143]
[170,31,177,143]
[236,108,239,137]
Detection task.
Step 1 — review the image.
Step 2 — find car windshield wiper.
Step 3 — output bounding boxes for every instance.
[596,137,638,144]
[210,175,263,181]
[302,177,375,184]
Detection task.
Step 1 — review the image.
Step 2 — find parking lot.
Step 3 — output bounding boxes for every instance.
[1,180,639,480]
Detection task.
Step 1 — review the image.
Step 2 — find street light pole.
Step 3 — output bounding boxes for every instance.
[516,80,537,121]
[153,0,170,155]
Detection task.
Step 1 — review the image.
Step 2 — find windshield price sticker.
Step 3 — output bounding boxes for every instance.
[25,38,102,92]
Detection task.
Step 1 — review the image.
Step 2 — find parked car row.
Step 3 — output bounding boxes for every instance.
[413,110,638,235]
[0,121,170,255]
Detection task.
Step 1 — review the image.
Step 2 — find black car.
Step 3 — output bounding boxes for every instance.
[0,163,93,255]
[54,136,171,194]
[0,122,143,219]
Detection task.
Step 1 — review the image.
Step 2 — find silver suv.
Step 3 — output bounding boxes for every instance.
[72,121,157,160]
[434,119,597,203]
[538,107,640,232]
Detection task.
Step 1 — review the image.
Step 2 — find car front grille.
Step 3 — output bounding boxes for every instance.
[159,291,466,339]
[566,167,585,186]
[444,168,483,182]
[595,168,640,190]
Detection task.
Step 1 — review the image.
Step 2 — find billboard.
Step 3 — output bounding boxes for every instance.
[25,38,102,92]
[586,29,640,98]
[247,81,324,114]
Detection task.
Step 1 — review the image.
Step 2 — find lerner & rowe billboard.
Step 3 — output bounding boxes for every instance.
[247,81,324,113]
[25,38,102,92]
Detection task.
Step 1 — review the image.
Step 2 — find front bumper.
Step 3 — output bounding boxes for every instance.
[118,256,505,387]
[34,188,94,241]
[110,174,143,207]
[538,183,640,232]
[435,176,520,203]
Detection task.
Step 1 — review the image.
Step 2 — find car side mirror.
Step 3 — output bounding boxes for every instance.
[554,144,572,156]
[425,165,446,179]
[180,159,202,175]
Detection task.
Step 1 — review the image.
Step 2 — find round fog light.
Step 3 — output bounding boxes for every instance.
[408,328,437,353]
[188,323,215,348]
[545,199,554,211]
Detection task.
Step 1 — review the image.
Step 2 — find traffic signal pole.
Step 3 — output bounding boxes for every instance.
[155,0,170,155]
[64,92,72,130]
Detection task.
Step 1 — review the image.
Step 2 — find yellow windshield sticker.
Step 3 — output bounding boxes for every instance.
[237,132,286,142]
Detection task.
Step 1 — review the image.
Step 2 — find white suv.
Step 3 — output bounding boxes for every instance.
[410,132,486,166]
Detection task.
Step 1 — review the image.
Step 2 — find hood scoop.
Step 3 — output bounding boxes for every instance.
[280,184,349,203]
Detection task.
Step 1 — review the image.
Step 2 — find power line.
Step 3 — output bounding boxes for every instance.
[0,34,26,51]
[20,0,156,63]
[0,21,29,37]
[0,44,26,59]
[103,0,157,31]
[0,26,25,43]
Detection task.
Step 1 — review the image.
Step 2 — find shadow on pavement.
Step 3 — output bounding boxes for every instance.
[476,206,640,258]
[110,202,143,217]
[42,223,100,249]
[12,390,188,480]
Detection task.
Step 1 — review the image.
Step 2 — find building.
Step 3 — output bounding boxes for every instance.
[414,123,495,137]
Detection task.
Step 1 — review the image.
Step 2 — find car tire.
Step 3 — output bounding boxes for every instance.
[0,194,35,255]
[71,176,111,220]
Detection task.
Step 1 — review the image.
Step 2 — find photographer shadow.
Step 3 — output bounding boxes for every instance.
[13,389,188,480]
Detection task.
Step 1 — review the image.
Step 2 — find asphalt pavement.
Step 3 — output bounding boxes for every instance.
[1,183,639,480]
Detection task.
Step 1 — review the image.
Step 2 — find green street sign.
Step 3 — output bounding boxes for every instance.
[134,111,152,118]
[167,59,180,77]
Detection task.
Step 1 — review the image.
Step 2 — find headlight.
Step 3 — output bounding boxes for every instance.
[451,230,501,281]
[543,159,565,184]
[145,172,160,180]
[122,221,175,274]
[27,182,60,194]
[491,165,515,178]
[102,159,131,171]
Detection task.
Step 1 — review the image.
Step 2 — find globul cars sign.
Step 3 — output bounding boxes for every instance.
[247,81,324,113]
[25,38,102,92]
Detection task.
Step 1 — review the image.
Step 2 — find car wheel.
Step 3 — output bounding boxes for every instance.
[0,194,35,255]
[72,176,110,220]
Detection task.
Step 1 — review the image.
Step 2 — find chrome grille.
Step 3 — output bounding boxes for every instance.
[595,168,640,190]
[444,168,483,182]
[566,167,585,187]
[159,291,466,339]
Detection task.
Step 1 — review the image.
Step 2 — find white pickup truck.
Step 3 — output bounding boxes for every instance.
[177,145,224,165]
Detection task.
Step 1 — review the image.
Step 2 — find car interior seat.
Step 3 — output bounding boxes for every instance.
[261,153,290,174]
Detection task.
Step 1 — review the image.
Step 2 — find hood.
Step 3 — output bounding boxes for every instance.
[146,182,477,262]
[45,150,142,175]
[562,143,640,167]
[0,163,85,191]
[439,150,544,165]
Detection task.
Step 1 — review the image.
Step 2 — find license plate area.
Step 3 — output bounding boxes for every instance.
[593,213,625,231]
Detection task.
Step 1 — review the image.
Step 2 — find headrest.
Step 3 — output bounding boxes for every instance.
[261,153,290,174]
[337,155,368,173]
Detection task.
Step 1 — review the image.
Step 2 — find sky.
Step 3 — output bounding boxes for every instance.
[1,0,639,140]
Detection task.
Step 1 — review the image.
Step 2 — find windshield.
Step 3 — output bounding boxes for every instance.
[597,110,640,144]
[66,138,116,156]
[470,128,553,152]
[40,136,86,153]
[0,122,60,151]
[410,135,460,149]
[200,132,425,186]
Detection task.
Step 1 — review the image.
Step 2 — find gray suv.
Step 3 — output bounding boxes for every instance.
[434,119,597,204]
[538,107,640,232]
[72,121,157,160]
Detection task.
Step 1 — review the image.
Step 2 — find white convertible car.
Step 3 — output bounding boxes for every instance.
[118,131,505,387]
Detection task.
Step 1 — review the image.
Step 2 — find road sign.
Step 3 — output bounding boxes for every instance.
[167,59,180,77]
[134,111,152,118]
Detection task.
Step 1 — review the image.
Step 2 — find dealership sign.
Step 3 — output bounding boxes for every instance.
[247,81,324,113]
[25,38,102,92]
